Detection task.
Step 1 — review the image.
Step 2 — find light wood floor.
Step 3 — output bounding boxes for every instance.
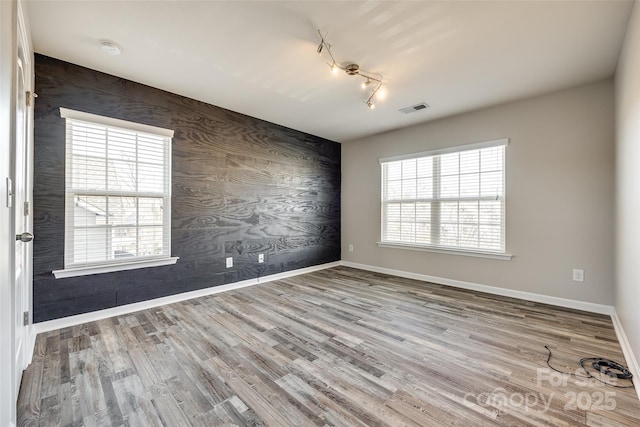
[18,266,640,426]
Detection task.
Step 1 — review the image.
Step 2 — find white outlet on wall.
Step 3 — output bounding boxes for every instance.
[572,269,584,282]
[348,244,354,252]
[258,253,264,263]
[226,257,233,268]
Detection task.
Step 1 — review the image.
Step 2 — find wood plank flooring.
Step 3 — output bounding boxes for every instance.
[18,267,640,426]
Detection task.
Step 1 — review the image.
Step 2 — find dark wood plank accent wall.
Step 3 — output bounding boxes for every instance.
[32,54,341,323]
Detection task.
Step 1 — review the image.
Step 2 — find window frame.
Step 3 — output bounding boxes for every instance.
[53,108,178,278]
[378,138,512,260]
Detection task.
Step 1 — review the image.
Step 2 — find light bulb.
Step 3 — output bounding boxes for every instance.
[367,101,375,109]
[331,63,338,74]
[361,79,371,90]
[376,87,386,100]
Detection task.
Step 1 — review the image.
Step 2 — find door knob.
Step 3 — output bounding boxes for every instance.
[16,232,33,242]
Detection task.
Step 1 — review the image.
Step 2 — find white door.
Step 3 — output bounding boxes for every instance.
[12,18,32,399]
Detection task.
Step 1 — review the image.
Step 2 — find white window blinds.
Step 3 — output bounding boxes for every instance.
[380,139,507,254]
[60,108,174,269]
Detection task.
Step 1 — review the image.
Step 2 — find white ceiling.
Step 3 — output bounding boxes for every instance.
[26,1,634,143]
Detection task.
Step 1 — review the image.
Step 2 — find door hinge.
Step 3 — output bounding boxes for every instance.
[23,311,29,326]
[6,177,12,208]
[24,201,29,216]
[26,91,38,107]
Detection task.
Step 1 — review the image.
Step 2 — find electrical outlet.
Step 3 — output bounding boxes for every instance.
[258,253,264,263]
[226,257,233,268]
[572,269,584,282]
[348,244,354,252]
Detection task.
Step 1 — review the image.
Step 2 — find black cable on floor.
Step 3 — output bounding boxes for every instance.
[544,345,635,389]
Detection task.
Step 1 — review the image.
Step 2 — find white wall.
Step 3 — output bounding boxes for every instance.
[0,1,16,425]
[615,1,640,373]
[342,80,615,305]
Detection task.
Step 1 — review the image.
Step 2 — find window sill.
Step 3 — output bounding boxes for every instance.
[377,242,512,260]
[53,257,179,279]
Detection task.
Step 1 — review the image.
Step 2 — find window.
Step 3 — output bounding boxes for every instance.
[379,139,510,259]
[53,108,177,278]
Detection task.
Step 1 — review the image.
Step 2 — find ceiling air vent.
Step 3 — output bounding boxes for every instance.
[399,103,430,114]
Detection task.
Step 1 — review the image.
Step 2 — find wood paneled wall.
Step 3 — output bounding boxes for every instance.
[32,54,341,322]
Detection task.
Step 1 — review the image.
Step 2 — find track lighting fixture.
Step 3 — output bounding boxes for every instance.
[316,30,386,109]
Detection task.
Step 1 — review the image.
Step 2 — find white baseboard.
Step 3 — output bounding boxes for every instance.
[610,311,640,401]
[340,261,614,315]
[258,261,341,284]
[33,261,340,335]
